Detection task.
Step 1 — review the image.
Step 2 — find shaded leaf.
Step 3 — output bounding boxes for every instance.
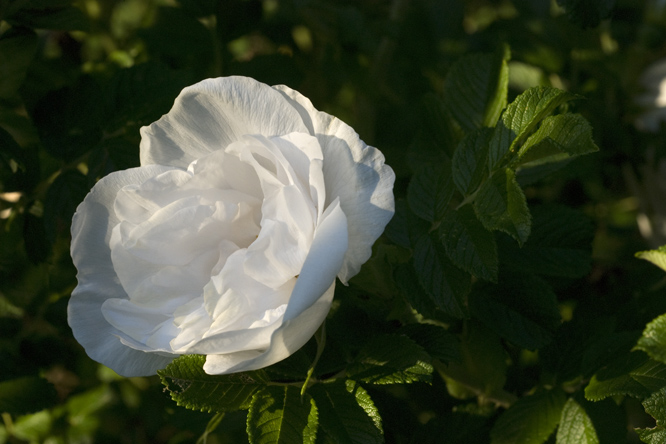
[440,322,508,400]
[394,263,452,323]
[407,160,454,222]
[7,6,89,31]
[398,323,461,364]
[556,0,615,28]
[439,205,498,282]
[247,386,317,444]
[347,334,433,384]
[103,62,193,132]
[452,127,493,196]
[556,398,599,444]
[43,170,89,243]
[498,204,593,278]
[474,168,531,245]
[444,46,510,131]
[469,274,560,350]
[491,389,566,444]
[0,27,38,100]
[413,233,471,319]
[311,380,383,444]
[0,376,57,415]
[158,354,268,412]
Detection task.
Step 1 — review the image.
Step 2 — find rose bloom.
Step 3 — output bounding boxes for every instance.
[68,77,395,376]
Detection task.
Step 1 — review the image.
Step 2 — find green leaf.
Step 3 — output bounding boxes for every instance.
[643,387,666,426]
[7,6,89,31]
[43,170,89,243]
[347,334,433,384]
[394,263,451,323]
[636,245,666,272]
[584,352,666,401]
[418,93,460,159]
[407,160,455,222]
[473,168,531,245]
[413,233,471,319]
[440,322,508,400]
[444,46,510,131]
[32,76,103,161]
[490,389,566,444]
[439,205,498,282]
[636,428,666,444]
[469,274,560,350]
[515,113,599,167]
[158,354,268,412]
[246,386,318,444]
[636,388,666,443]
[452,127,493,196]
[489,86,577,171]
[0,376,57,415]
[311,380,383,444]
[498,204,593,278]
[103,62,193,132]
[0,126,26,177]
[398,323,461,364]
[556,0,615,28]
[555,398,599,444]
[636,313,666,365]
[0,28,38,100]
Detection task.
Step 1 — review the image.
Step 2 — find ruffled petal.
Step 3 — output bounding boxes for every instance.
[140,77,310,169]
[202,199,348,374]
[68,165,179,377]
[272,85,395,283]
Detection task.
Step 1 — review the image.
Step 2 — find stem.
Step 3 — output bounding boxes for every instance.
[301,322,326,398]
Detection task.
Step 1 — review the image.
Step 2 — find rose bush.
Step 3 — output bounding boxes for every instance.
[68,76,395,377]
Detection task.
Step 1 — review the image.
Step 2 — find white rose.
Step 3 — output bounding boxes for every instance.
[68,76,395,376]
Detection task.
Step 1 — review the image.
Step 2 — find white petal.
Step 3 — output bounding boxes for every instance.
[68,166,179,377]
[140,77,310,169]
[201,200,348,374]
[272,84,395,282]
[203,284,335,374]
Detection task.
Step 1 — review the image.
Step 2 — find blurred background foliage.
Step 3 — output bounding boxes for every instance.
[3,0,666,442]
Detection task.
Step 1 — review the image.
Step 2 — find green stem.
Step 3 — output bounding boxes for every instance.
[301,322,326,398]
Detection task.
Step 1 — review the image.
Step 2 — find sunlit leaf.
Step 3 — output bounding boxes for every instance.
[158,354,269,412]
[491,389,566,444]
[585,352,666,401]
[489,87,577,171]
[555,398,599,444]
[515,113,598,167]
[247,386,318,444]
[311,380,383,444]
[636,245,666,273]
[636,313,666,365]
[347,334,433,384]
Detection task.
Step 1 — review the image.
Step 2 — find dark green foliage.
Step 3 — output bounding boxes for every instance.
[2,0,665,442]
